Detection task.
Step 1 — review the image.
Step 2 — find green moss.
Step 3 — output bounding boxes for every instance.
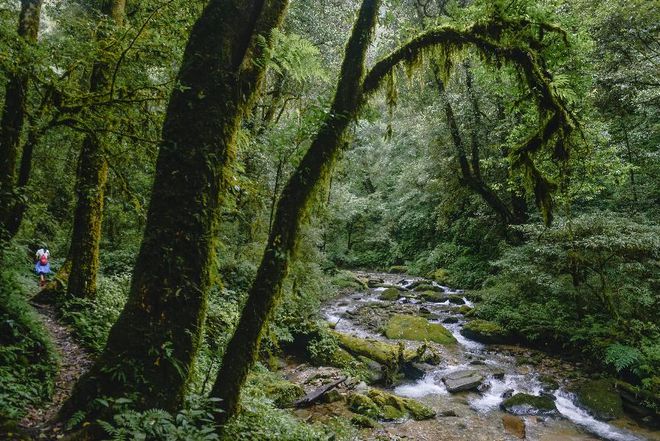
[385,314,456,345]
[333,331,401,365]
[379,287,400,301]
[367,389,435,421]
[577,379,624,420]
[448,295,465,305]
[419,291,445,302]
[347,393,381,418]
[460,319,508,344]
[246,367,305,408]
[457,305,473,315]
[332,270,368,290]
[350,414,378,428]
[501,393,557,415]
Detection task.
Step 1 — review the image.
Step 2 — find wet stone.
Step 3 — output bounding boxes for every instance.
[440,369,485,393]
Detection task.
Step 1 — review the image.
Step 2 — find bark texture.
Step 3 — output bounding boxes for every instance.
[0,0,43,235]
[60,0,288,423]
[65,0,125,299]
[211,0,381,423]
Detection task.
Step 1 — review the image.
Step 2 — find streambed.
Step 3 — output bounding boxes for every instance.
[320,272,658,441]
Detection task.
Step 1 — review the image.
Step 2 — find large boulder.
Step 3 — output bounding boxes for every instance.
[460,319,509,344]
[379,287,400,301]
[576,378,624,421]
[440,369,485,393]
[347,389,435,421]
[419,290,446,302]
[385,314,456,345]
[500,393,558,416]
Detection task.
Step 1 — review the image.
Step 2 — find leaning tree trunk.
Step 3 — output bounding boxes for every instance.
[211,0,381,423]
[65,0,125,299]
[0,0,43,236]
[59,0,288,425]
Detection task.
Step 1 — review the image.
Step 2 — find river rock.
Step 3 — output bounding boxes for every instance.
[385,314,456,345]
[347,389,435,421]
[414,283,444,292]
[419,290,445,302]
[442,316,459,324]
[502,414,526,439]
[448,295,465,305]
[379,287,400,301]
[460,319,509,344]
[500,393,558,416]
[368,278,384,288]
[441,369,485,393]
[576,378,624,421]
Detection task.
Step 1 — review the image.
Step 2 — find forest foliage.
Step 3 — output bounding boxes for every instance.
[0,0,657,438]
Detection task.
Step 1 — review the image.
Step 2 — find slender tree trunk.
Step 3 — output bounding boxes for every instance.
[211,0,381,423]
[0,0,43,235]
[60,0,288,424]
[433,62,514,224]
[64,0,125,298]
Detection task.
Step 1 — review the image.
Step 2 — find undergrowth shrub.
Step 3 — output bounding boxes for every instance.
[475,213,660,392]
[60,273,130,353]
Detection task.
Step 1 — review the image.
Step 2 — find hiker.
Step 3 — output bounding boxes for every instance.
[35,246,51,287]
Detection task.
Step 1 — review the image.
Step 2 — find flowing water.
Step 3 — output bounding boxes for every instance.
[322,272,658,441]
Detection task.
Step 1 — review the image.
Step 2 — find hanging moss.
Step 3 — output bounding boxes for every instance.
[362,14,577,225]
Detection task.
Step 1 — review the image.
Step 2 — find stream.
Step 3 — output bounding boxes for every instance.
[321,272,658,441]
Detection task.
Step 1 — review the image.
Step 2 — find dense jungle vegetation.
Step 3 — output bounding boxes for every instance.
[0,0,658,439]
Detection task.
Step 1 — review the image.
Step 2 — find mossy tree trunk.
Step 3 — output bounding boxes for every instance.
[211,0,382,423]
[59,0,288,424]
[65,0,125,299]
[0,0,43,237]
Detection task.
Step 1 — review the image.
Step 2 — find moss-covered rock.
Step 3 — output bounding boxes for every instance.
[448,295,465,305]
[539,375,560,391]
[419,290,445,302]
[332,270,368,290]
[350,414,378,428]
[332,331,412,365]
[379,287,400,301]
[500,393,558,416]
[248,368,305,408]
[385,314,456,345]
[577,379,624,421]
[460,319,508,344]
[457,305,473,315]
[347,393,381,418]
[367,389,436,421]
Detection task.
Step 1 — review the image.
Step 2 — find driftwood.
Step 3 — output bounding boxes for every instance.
[294,377,346,408]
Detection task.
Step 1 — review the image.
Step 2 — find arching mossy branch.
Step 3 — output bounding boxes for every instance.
[362,17,577,224]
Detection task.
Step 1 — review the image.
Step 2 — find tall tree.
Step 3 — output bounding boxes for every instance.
[60,0,289,425]
[0,0,43,237]
[63,0,126,298]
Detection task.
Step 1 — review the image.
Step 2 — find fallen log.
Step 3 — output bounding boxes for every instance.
[294,377,346,408]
